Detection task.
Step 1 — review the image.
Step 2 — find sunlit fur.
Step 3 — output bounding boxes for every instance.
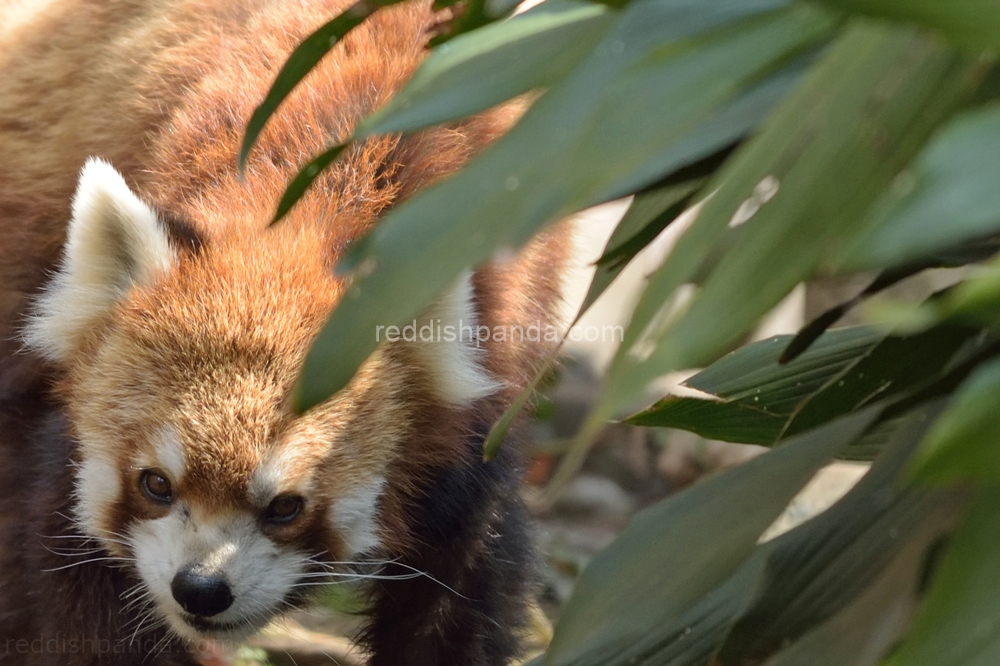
[0,0,568,664]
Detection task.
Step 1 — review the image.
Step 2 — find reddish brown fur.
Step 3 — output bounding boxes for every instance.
[1,0,564,530]
[0,0,568,663]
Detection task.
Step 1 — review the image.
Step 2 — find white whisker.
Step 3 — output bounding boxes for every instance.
[120,582,149,601]
[41,556,134,572]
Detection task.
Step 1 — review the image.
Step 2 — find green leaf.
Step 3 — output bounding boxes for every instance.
[598,189,695,267]
[595,141,740,266]
[562,23,979,489]
[840,103,1000,271]
[482,346,557,461]
[358,0,618,137]
[628,397,787,445]
[271,144,347,224]
[485,154,736,462]
[883,488,1000,666]
[607,21,979,416]
[845,415,913,462]
[690,327,880,405]
[569,6,833,204]
[542,409,879,666]
[756,499,958,666]
[784,325,983,437]
[272,0,619,221]
[484,179,702,460]
[870,259,1000,348]
[626,327,881,444]
[545,407,957,666]
[427,0,509,47]
[719,404,962,663]
[563,552,770,666]
[295,2,835,410]
[583,180,703,314]
[779,264,934,364]
[239,0,402,170]
[484,49,812,457]
[817,0,1000,51]
[910,356,1000,484]
[947,262,1000,324]
[484,162,729,460]
[578,41,820,315]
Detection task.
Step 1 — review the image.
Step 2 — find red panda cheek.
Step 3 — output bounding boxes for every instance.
[324,478,387,560]
[71,452,125,546]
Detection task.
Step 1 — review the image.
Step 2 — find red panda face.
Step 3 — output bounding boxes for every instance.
[24,158,498,642]
[66,327,404,641]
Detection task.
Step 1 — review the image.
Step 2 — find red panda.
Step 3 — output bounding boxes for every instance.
[0,0,568,664]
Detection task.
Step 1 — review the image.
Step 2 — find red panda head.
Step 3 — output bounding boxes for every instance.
[23,158,499,641]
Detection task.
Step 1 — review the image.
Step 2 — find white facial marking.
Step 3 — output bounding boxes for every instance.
[130,510,304,641]
[414,271,500,404]
[328,477,386,557]
[23,157,176,362]
[249,446,315,505]
[152,426,186,481]
[73,453,122,541]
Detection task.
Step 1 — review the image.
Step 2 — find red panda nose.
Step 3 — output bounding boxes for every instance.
[171,567,234,618]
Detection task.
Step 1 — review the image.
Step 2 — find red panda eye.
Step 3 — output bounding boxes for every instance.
[264,495,303,524]
[140,469,172,504]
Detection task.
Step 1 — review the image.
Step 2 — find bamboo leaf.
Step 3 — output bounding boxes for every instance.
[839,103,1000,272]
[883,488,1000,666]
[583,180,702,314]
[817,0,1000,51]
[719,404,962,663]
[628,396,787,445]
[239,0,402,170]
[543,410,879,666]
[271,144,347,224]
[601,22,979,426]
[359,0,617,137]
[784,325,984,437]
[626,327,881,444]
[483,50,811,456]
[909,357,1000,484]
[296,2,832,410]
[779,264,929,363]
[755,499,958,666]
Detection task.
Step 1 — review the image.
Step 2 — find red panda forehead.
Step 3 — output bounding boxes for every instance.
[68,228,341,445]
[121,228,341,363]
[129,410,356,519]
[246,426,336,501]
[180,441,262,512]
[127,414,330,511]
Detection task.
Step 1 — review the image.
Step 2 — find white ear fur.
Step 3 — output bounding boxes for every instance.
[413,271,501,405]
[23,158,175,361]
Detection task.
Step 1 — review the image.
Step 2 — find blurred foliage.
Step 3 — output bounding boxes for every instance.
[244,0,1000,663]
[317,582,369,616]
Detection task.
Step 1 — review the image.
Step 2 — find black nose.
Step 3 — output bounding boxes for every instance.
[170,567,234,617]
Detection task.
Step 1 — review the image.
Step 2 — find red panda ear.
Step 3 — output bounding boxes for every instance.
[411,271,501,405]
[24,157,176,362]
